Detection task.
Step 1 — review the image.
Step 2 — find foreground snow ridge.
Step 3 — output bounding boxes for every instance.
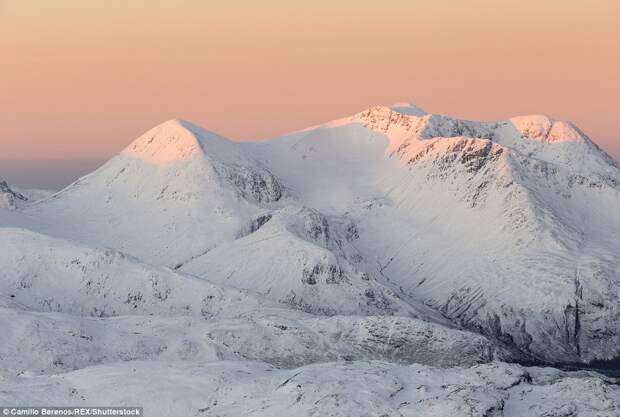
[1,103,619,416]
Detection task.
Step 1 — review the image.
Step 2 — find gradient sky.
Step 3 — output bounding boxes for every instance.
[1,0,619,171]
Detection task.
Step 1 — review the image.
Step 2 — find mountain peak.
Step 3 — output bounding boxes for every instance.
[9,104,620,377]
[122,119,204,166]
[506,115,588,144]
[121,119,237,167]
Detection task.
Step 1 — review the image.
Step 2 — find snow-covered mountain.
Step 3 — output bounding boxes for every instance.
[0,228,508,373]
[1,103,619,415]
[20,120,283,265]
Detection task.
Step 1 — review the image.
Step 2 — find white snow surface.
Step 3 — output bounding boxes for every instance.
[1,104,619,415]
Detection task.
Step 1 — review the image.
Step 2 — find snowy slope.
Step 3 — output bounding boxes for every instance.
[0,228,274,318]
[0,307,508,375]
[0,228,511,375]
[243,104,620,364]
[23,120,284,265]
[1,103,619,413]
[182,205,435,318]
[2,360,618,417]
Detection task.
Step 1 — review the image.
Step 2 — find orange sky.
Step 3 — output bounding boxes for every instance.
[1,0,619,161]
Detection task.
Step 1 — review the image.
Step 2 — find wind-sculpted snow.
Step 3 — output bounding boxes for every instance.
[0,103,619,412]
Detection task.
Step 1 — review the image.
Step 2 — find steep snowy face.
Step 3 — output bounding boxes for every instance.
[340,106,493,156]
[343,107,620,363]
[339,106,618,257]
[182,206,431,318]
[509,115,584,144]
[251,104,620,364]
[24,120,285,265]
[493,115,620,180]
[347,106,618,179]
[122,119,285,204]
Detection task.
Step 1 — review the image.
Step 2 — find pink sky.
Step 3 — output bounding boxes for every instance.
[1,0,619,161]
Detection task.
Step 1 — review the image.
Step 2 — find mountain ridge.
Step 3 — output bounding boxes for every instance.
[1,103,619,415]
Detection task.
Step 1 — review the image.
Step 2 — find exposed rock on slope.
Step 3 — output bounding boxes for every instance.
[247,104,620,364]
[0,229,511,375]
[1,104,619,413]
[182,206,426,317]
[0,181,28,209]
[0,228,273,318]
[6,107,620,364]
[25,120,285,265]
